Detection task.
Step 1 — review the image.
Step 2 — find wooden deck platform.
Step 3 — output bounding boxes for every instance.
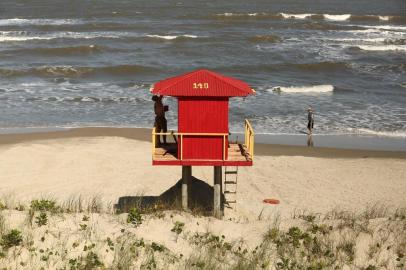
[152,143,253,166]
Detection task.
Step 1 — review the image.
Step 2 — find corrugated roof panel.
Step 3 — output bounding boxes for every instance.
[151,69,255,97]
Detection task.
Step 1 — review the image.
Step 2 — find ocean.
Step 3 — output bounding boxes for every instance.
[1,0,405,138]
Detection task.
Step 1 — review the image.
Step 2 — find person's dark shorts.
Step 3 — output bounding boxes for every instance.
[155,116,167,132]
[307,120,314,130]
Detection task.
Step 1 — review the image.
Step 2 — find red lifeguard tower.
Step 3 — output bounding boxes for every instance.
[150,69,255,218]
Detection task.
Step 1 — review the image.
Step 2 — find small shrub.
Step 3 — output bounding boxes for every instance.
[0,212,5,236]
[151,242,166,252]
[0,202,6,210]
[87,196,103,213]
[127,207,142,227]
[365,265,377,270]
[15,204,25,211]
[171,221,185,241]
[107,237,114,251]
[85,251,104,268]
[30,199,59,213]
[0,229,23,249]
[35,212,48,227]
[337,239,356,263]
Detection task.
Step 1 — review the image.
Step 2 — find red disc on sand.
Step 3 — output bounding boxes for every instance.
[263,199,280,204]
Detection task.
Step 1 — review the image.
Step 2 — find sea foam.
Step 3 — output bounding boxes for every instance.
[0,18,82,26]
[350,128,406,138]
[145,34,198,40]
[323,14,351,21]
[356,45,406,51]
[271,85,334,93]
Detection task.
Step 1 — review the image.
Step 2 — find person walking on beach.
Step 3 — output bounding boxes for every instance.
[307,106,314,135]
[152,95,167,145]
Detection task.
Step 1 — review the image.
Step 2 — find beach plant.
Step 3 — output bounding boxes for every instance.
[0,212,5,236]
[127,207,142,227]
[30,199,60,213]
[171,221,185,242]
[106,237,114,251]
[150,242,166,253]
[111,235,139,269]
[362,203,388,220]
[0,201,6,210]
[336,238,356,264]
[87,195,103,213]
[62,195,84,213]
[35,212,48,227]
[79,224,88,231]
[15,204,25,211]
[0,229,23,249]
[186,232,242,269]
[68,251,103,270]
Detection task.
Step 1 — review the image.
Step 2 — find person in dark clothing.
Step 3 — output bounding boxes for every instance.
[307,106,314,135]
[152,95,167,145]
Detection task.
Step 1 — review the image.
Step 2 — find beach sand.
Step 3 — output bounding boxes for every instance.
[0,128,405,269]
[1,128,405,217]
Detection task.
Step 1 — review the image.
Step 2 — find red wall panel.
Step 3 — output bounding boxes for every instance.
[178,97,228,160]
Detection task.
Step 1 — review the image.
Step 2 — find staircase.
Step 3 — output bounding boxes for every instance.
[224,166,238,208]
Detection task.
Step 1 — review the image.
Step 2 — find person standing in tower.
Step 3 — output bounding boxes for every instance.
[152,95,167,145]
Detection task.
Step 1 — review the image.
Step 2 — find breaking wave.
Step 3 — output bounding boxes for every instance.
[353,45,406,51]
[348,128,406,138]
[279,13,406,22]
[270,85,334,93]
[214,12,406,22]
[0,31,202,43]
[0,31,123,42]
[144,34,199,40]
[23,96,142,103]
[0,18,83,26]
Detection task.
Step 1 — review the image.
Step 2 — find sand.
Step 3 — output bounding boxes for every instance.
[1,128,405,219]
[0,128,405,269]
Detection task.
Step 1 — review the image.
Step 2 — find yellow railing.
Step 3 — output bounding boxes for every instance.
[152,120,254,161]
[152,127,156,158]
[244,119,255,159]
[152,130,228,161]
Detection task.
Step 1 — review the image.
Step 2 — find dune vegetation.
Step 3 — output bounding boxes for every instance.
[0,196,405,270]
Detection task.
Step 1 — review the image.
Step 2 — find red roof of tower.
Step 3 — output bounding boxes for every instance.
[150,69,255,97]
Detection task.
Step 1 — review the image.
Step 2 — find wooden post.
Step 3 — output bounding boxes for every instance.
[182,166,191,211]
[213,166,222,219]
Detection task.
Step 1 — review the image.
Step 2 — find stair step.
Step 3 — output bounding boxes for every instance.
[224,181,237,184]
[225,171,238,175]
[226,200,237,204]
[224,191,237,194]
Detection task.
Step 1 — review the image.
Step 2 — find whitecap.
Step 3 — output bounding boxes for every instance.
[145,34,198,40]
[378,16,390,21]
[362,25,406,31]
[356,45,406,51]
[349,128,406,138]
[0,18,82,26]
[270,85,334,93]
[0,31,122,42]
[279,13,313,19]
[324,14,351,21]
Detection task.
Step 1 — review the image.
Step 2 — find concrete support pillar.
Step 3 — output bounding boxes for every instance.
[213,166,223,219]
[182,166,191,211]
